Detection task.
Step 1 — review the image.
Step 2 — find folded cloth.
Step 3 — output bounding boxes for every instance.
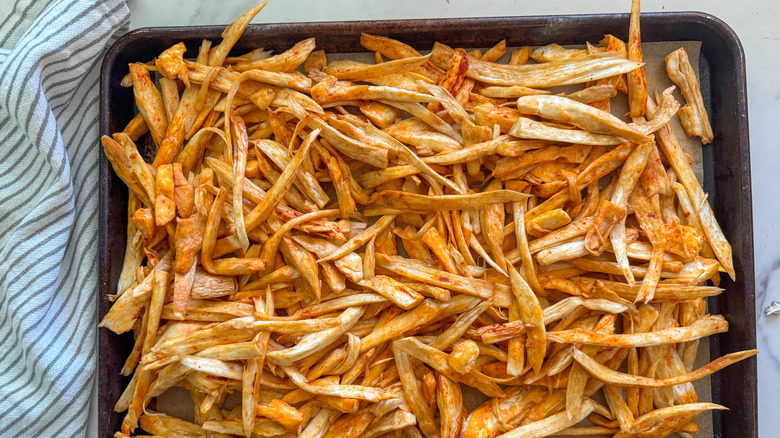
[0,0,129,436]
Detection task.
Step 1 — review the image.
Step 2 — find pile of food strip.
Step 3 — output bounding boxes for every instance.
[100,1,754,437]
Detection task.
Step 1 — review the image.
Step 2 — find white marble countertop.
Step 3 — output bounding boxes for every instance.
[91,0,780,436]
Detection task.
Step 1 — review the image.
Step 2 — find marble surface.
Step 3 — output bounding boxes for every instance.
[91,0,780,436]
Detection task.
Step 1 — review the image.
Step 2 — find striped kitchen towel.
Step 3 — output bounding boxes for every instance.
[0,0,129,436]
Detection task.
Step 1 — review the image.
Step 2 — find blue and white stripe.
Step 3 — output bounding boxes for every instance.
[0,0,130,436]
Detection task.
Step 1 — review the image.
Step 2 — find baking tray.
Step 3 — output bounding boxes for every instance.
[98,12,755,438]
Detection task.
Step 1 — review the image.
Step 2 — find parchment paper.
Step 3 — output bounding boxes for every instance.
[157,40,714,438]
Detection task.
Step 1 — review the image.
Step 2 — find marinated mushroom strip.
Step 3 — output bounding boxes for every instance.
[311,80,438,104]
[566,361,589,420]
[359,33,443,80]
[145,317,348,369]
[385,124,462,153]
[567,258,694,281]
[234,37,316,72]
[230,114,250,252]
[512,201,544,296]
[293,235,363,283]
[367,190,526,213]
[253,400,303,430]
[583,200,626,257]
[380,99,463,143]
[363,71,430,94]
[117,196,144,296]
[492,144,591,179]
[480,85,551,98]
[375,253,512,306]
[158,77,180,122]
[665,48,714,144]
[393,347,439,438]
[614,403,726,438]
[201,419,287,437]
[448,339,479,374]
[495,400,596,438]
[631,86,680,136]
[530,43,588,62]
[609,142,653,285]
[179,356,243,380]
[508,264,545,374]
[100,252,173,336]
[142,269,169,368]
[430,43,643,87]
[527,216,597,254]
[548,315,727,346]
[429,300,491,351]
[469,234,507,276]
[324,55,431,81]
[321,412,371,437]
[200,187,267,276]
[360,295,480,353]
[139,413,203,436]
[152,64,205,168]
[313,143,354,218]
[437,375,463,438]
[480,179,506,271]
[422,81,474,125]
[266,307,364,366]
[627,0,648,118]
[506,302,526,377]
[535,237,590,266]
[155,42,189,87]
[207,1,268,66]
[280,362,397,402]
[187,60,313,94]
[421,135,505,165]
[602,384,634,433]
[437,47,470,103]
[576,277,723,303]
[421,226,460,275]
[358,123,463,193]
[363,410,417,438]
[478,297,628,344]
[280,235,321,301]
[672,182,718,259]
[307,117,388,168]
[356,165,421,189]
[589,34,628,112]
[564,84,618,104]
[515,95,651,144]
[572,348,756,387]
[291,295,386,320]
[172,214,206,312]
[319,214,396,263]
[101,136,151,205]
[359,275,424,310]
[128,63,169,147]
[630,185,666,303]
[508,116,624,146]
[114,133,157,202]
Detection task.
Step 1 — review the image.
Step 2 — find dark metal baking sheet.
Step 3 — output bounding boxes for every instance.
[99,12,755,438]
